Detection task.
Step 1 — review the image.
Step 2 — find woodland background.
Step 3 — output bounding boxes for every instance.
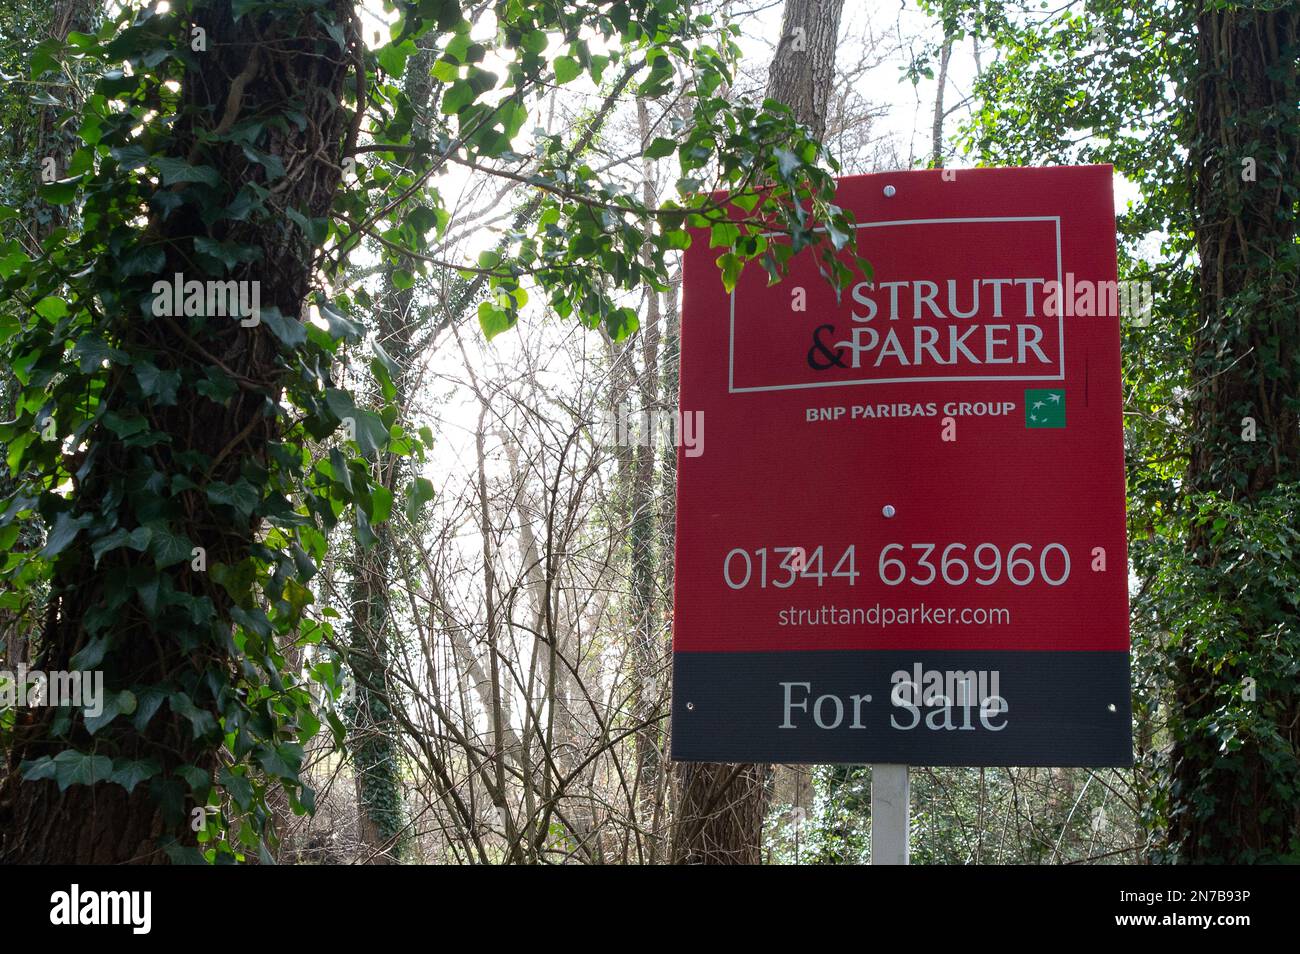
[0,0,1295,864]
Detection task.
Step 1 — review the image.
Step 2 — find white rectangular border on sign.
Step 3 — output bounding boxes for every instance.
[727,216,1065,393]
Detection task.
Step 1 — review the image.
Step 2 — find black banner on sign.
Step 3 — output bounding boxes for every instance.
[672,650,1132,765]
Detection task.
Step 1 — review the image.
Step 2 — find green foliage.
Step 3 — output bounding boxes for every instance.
[0,0,403,861]
[1133,487,1300,862]
[765,766,871,865]
[931,0,1300,862]
[0,0,869,862]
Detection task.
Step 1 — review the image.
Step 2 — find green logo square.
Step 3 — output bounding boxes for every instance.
[1025,389,1065,428]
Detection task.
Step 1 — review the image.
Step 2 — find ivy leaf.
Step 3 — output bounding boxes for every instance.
[327,448,353,497]
[644,137,677,160]
[369,486,393,524]
[773,147,801,179]
[111,757,161,794]
[377,40,417,76]
[371,338,401,378]
[151,778,187,826]
[606,306,638,341]
[136,575,162,618]
[103,412,149,439]
[325,389,388,456]
[225,186,264,222]
[441,79,475,115]
[134,362,181,406]
[118,245,166,278]
[289,542,317,581]
[162,842,207,865]
[51,749,115,791]
[132,686,168,732]
[281,577,312,620]
[260,306,307,348]
[636,57,674,97]
[34,296,69,320]
[109,144,150,171]
[154,157,220,187]
[319,17,346,51]
[240,145,285,181]
[175,764,212,798]
[21,756,58,784]
[145,523,193,569]
[90,526,151,566]
[72,335,129,369]
[169,692,218,740]
[70,634,111,670]
[40,178,81,204]
[355,505,376,548]
[478,300,515,340]
[196,368,237,405]
[230,604,272,639]
[716,251,743,294]
[219,767,254,809]
[211,559,256,606]
[285,208,328,245]
[257,742,304,779]
[316,300,364,341]
[85,690,137,735]
[351,410,390,458]
[405,476,435,522]
[194,236,260,270]
[39,512,93,559]
[206,480,260,518]
[554,55,581,84]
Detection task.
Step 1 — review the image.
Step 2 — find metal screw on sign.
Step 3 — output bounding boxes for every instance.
[883,185,897,197]
[686,702,695,711]
[882,505,896,518]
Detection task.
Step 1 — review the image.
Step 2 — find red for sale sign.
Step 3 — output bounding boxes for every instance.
[671,166,1132,766]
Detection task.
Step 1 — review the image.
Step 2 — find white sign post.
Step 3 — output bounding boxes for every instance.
[871,764,910,865]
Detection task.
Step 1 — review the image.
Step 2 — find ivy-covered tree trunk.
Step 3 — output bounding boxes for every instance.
[343,38,436,866]
[0,0,99,671]
[671,0,844,866]
[0,0,355,863]
[345,529,404,861]
[630,96,665,823]
[1173,2,1300,861]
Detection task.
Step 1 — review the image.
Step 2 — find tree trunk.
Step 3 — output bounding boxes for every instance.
[930,35,953,168]
[0,0,355,863]
[670,0,844,866]
[1173,2,1300,861]
[631,97,665,820]
[0,0,99,672]
[344,37,435,867]
[764,0,845,143]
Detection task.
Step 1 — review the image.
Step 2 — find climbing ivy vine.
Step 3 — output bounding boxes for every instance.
[0,0,866,861]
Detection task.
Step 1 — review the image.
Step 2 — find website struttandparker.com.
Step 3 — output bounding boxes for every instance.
[777,602,1010,628]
